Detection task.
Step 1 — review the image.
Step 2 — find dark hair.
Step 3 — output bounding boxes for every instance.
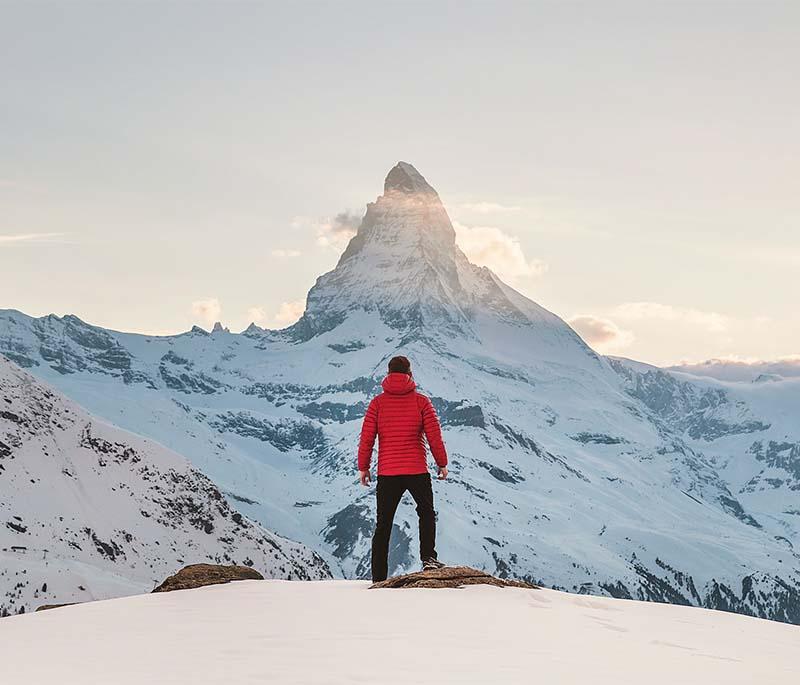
[388,355,411,375]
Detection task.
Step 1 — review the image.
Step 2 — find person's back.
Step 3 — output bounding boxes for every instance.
[358,355,448,582]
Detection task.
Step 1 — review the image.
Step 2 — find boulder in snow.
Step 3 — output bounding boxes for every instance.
[153,564,264,593]
[36,603,77,612]
[370,566,537,590]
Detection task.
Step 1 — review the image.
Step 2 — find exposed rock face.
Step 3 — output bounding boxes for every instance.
[35,603,76,612]
[152,564,264,593]
[384,161,438,196]
[370,566,537,590]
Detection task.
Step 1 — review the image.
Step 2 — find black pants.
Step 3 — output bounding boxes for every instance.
[371,473,437,582]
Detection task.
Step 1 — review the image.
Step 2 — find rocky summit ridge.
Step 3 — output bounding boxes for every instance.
[384,161,438,195]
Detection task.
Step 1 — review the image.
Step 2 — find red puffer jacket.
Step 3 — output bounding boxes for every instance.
[358,373,448,476]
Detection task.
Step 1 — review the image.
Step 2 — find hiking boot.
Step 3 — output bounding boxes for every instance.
[422,558,446,571]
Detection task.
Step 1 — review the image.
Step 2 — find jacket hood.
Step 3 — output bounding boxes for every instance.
[381,372,416,395]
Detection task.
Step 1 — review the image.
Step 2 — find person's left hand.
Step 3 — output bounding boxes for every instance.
[437,466,448,480]
[359,470,371,486]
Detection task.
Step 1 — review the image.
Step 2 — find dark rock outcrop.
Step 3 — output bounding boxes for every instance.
[370,565,537,590]
[152,563,263,593]
[36,603,77,612]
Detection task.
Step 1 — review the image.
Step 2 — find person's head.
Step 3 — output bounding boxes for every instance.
[388,355,412,376]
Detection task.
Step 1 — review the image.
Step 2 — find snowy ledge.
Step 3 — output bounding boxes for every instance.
[1,579,798,684]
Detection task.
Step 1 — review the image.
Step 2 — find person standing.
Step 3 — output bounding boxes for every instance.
[358,355,449,582]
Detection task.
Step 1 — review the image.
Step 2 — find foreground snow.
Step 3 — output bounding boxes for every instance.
[1,581,798,684]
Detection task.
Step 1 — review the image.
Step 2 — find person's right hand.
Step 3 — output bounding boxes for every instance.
[438,466,448,480]
[359,470,371,486]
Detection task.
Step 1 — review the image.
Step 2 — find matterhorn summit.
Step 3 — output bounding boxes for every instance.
[294,163,593,371]
[294,161,466,340]
[383,161,439,196]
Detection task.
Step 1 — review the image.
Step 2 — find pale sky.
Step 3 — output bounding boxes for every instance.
[1,1,798,367]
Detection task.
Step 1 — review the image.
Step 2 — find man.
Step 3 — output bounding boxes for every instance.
[358,355,449,582]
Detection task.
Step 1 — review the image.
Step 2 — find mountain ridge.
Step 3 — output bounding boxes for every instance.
[0,355,331,615]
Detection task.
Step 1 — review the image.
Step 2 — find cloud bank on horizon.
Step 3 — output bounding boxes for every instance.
[668,356,800,382]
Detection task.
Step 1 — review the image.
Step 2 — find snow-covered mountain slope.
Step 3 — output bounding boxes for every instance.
[1,162,799,623]
[610,356,800,575]
[0,356,330,615]
[2,580,799,685]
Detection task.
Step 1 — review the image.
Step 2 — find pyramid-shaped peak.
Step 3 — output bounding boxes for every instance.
[384,162,437,195]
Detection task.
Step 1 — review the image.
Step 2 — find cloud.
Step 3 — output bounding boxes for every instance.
[453,222,548,281]
[568,315,635,352]
[246,306,267,325]
[245,302,306,328]
[612,302,729,333]
[668,355,800,381]
[677,354,800,367]
[273,300,305,327]
[191,298,222,325]
[459,202,521,214]
[271,249,302,258]
[0,232,66,245]
[314,211,362,251]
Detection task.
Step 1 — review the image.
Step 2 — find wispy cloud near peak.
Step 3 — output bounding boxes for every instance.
[271,249,302,258]
[454,221,547,282]
[191,298,222,325]
[568,314,635,353]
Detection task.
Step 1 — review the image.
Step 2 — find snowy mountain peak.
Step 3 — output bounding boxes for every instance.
[383,161,437,196]
[243,322,264,337]
[294,163,592,369]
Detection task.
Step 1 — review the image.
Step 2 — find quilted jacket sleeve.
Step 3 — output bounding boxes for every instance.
[357,397,379,471]
[420,396,448,468]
